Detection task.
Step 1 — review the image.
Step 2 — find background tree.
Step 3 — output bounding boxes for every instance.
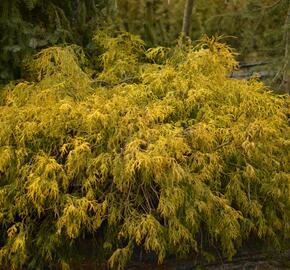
[0,0,108,84]
[112,0,290,92]
[182,0,195,38]
[2,0,290,92]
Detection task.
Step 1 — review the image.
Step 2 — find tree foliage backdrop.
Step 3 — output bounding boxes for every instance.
[1,0,290,91]
[110,0,290,92]
[0,32,289,269]
[0,0,109,83]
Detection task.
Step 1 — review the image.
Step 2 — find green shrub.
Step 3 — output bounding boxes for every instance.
[0,32,289,269]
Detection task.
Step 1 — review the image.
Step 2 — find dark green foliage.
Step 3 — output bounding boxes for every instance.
[0,0,108,83]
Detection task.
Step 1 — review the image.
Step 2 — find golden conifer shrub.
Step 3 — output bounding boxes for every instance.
[0,33,289,269]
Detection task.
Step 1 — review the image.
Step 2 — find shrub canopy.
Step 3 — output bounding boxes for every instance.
[0,32,289,269]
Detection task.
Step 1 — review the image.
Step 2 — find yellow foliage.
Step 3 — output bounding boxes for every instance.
[0,31,289,269]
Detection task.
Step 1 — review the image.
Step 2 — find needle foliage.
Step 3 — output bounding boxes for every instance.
[0,32,289,269]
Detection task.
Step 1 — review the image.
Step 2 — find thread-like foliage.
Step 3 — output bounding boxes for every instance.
[0,32,289,269]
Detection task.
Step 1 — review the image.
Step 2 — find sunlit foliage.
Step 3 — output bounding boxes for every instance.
[0,32,289,269]
[114,0,290,91]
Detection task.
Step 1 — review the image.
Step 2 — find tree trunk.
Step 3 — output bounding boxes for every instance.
[182,0,195,38]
